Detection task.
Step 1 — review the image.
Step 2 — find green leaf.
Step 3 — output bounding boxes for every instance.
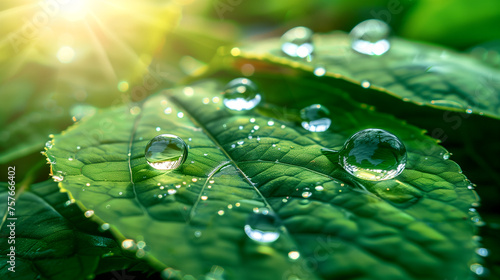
[45,74,479,279]
[214,31,500,120]
[0,180,124,280]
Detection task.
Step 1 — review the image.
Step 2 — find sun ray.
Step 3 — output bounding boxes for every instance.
[0,3,38,18]
[99,0,175,29]
[87,10,148,69]
[82,19,118,82]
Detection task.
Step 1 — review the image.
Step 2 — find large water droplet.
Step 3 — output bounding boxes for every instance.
[244,211,281,243]
[300,104,331,132]
[222,78,262,111]
[339,128,406,181]
[350,19,390,56]
[281,26,314,59]
[145,134,188,170]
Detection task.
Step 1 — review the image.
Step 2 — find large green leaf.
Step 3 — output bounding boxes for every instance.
[213,31,500,120]
[0,180,126,279]
[45,74,480,279]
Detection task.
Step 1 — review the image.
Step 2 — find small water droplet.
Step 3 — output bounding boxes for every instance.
[45,140,53,149]
[239,126,244,130]
[302,191,312,198]
[253,125,260,130]
[53,175,64,182]
[100,223,110,231]
[281,26,314,59]
[76,146,81,150]
[314,67,326,76]
[237,141,244,145]
[339,128,407,181]
[84,210,94,218]
[350,19,390,56]
[201,196,208,200]
[268,120,275,126]
[361,80,371,88]
[168,189,177,195]
[466,108,473,114]
[156,127,161,132]
[443,152,450,160]
[64,199,75,207]
[145,134,188,170]
[177,112,184,118]
[231,144,236,148]
[300,104,331,132]
[315,186,324,191]
[164,107,172,114]
[250,118,256,123]
[218,210,225,216]
[244,211,281,243]
[476,248,489,257]
[121,239,136,250]
[194,231,202,237]
[288,251,300,260]
[222,78,262,111]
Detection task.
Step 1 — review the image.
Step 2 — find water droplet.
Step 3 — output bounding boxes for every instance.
[314,66,326,76]
[177,112,184,118]
[194,231,202,237]
[222,78,262,111]
[84,210,94,218]
[281,26,314,59]
[288,251,300,260]
[168,189,177,195]
[253,125,260,130]
[315,186,324,191]
[121,239,136,250]
[45,140,53,149]
[339,128,407,181]
[100,223,110,231]
[302,191,312,198]
[145,134,188,170]
[268,120,275,126]
[201,196,208,201]
[239,126,244,130]
[218,210,225,216]
[164,107,172,114]
[476,248,489,257]
[156,127,161,132]
[250,118,256,123]
[361,80,371,88]
[85,183,91,187]
[53,175,64,182]
[68,157,74,161]
[64,199,75,207]
[76,146,81,150]
[300,104,331,132]
[443,152,450,160]
[466,108,473,114]
[350,19,390,56]
[244,211,281,243]
[237,141,244,145]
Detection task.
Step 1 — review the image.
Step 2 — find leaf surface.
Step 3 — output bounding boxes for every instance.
[46,76,479,280]
[215,31,500,120]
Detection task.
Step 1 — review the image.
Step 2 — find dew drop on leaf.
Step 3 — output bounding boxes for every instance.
[281,26,314,59]
[244,211,281,243]
[339,128,406,181]
[45,140,53,149]
[222,78,262,111]
[145,134,188,170]
[350,19,390,56]
[300,104,331,132]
